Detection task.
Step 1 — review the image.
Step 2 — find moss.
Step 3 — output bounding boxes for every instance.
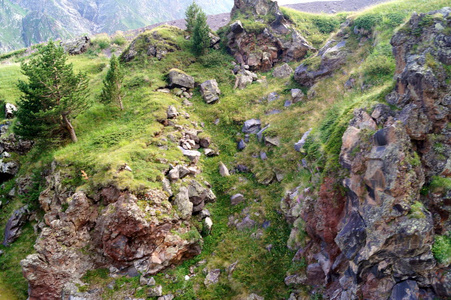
[409,201,426,219]
[432,233,451,265]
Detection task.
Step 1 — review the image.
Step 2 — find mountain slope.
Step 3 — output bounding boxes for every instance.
[0,0,234,53]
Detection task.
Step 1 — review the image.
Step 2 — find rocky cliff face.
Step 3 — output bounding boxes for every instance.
[285,8,451,299]
[225,0,315,71]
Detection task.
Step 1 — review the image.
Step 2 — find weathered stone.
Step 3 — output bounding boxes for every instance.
[61,36,90,55]
[247,293,264,300]
[158,295,174,300]
[180,148,201,164]
[230,20,244,34]
[203,217,213,235]
[257,125,270,142]
[199,137,211,148]
[267,92,279,103]
[389,280,419,300]
[5,103,17,119]
[219,162,230,177]
[2,206,29,246]
[231,193,245,205]
[166,105,178,119]
[265,136,280,147]
[291,89,304,103]
[204,269,220,285]
[174,187,193,219]
[148,285,163,297]
[237,139,246,150]
[272,63,294,78]
[168,69,194,89]
[294,128,312,152]
[200,80,221,104]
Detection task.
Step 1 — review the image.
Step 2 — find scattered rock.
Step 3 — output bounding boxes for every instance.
[219,162,230,177]
[272,63,294,78]
[294,128,312,152]
[204,269,221,285]
[231,193,245,205]
[180,148,201,164]
[237,139,246,151]
[200,79,221,104]
[291,89,304,103]
[265,136,280,147]
[267,92,279,103]
[5,103,17,119]
[247,293,264,300]
[148,285,163,297]
[168,69,194,89]
[140,276,156,286]
[257,125,270,142]
[166,105,178,119]
[158,295,174,300]
[203,217,213,235]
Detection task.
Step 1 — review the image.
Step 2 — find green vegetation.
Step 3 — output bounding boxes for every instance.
[432,233,451,265]
[190,6,211,56]
[101,55,125,110]
[185,1,202,34]
[0,0,450,298]
[15,41,89,143]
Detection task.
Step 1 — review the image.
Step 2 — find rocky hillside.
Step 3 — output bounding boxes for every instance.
[0,0,450,299]
[0,0,233,53]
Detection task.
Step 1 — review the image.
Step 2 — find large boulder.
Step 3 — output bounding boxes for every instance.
[61,36,90,55]
[200,79,221,104]
[168,69,195,89]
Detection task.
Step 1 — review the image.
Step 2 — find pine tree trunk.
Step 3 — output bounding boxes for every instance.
[62,114,78,143]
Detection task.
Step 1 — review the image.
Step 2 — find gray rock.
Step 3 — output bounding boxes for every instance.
[2,206,29,246]
[166,105,178,119]
[204,148,218,157]
[168,69,194,89]
[247,293,264,300]
[158,295,174,300]
[61,36,90,55]
[236,215,256,230]
[291,89,304,103]
[267,92,279,103]
[180,148,201,164]
[294,128,312,152]
[231,193,245,205]
[5,103,17,119]
[265,136,280,147]
[209,32,221,49]
[219,162,230,177]
[200,79,221,104]
[260,151,267,160]
[204,269,221,285]
[148,285,163,297]
[389,280,419,300]
[237,139,246,151]
[272,63,293,78]
[284,100,292,107]
[203,217,213,235]
[257,125,270,142]
[174,187,193,219]
[235,73,254,89]
[199,209,211,219]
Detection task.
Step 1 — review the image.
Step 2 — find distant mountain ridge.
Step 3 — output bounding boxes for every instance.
[0,0,234,53]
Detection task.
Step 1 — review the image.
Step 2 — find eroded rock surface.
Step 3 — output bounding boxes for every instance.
[226,0,315,71]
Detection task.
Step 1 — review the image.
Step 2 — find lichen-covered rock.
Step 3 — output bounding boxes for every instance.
[121,26,182,62]
[272,63,294,78]
[168,69,195,89]
[226,0,315,71]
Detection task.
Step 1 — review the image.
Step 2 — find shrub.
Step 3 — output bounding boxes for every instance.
[112,35,127,46]
[354,13,382,31]
[314,17,340,34]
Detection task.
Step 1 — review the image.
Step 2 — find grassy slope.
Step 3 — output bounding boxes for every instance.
[0,0,449,298]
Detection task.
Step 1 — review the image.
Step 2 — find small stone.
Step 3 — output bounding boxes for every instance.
[158,295,174,300]
[291,89,304,103]
[237,140,246,151]
[219,162,230,177]
[200,80,221,104]
[204,269,221,285]
[267,92,279,103]
[148,285,163,297]
[203,217,213,235]
[272,63,294,78]
[294,128,312,152]
[5,103,17,119]
[265,136,280,147]
[204,148,218,157]
[166,105,178,119]
[284,100,292,107]
[231,194,245,205]
[199,137,211,148]
[242,119,261,134]
[180,148,201,164]
[260,151,267,160]
[182,99,193,106]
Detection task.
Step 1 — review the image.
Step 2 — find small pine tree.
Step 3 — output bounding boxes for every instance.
[100,54,124,110]
[185,1,201,34]
[15,41,88,143]
[191,9,210,56]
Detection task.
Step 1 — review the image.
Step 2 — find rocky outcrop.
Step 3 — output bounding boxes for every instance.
[225,0,315,71]
[121,26,182,62]
[294,39,348,87]
[22,164,214,299]
[286,9,451,299]
[60,36,90,55]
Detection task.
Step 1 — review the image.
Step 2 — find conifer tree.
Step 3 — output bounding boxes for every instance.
[191,9,210,56]
[100,54,124,110]
[185,1,201,34]
[15,41,88,143]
